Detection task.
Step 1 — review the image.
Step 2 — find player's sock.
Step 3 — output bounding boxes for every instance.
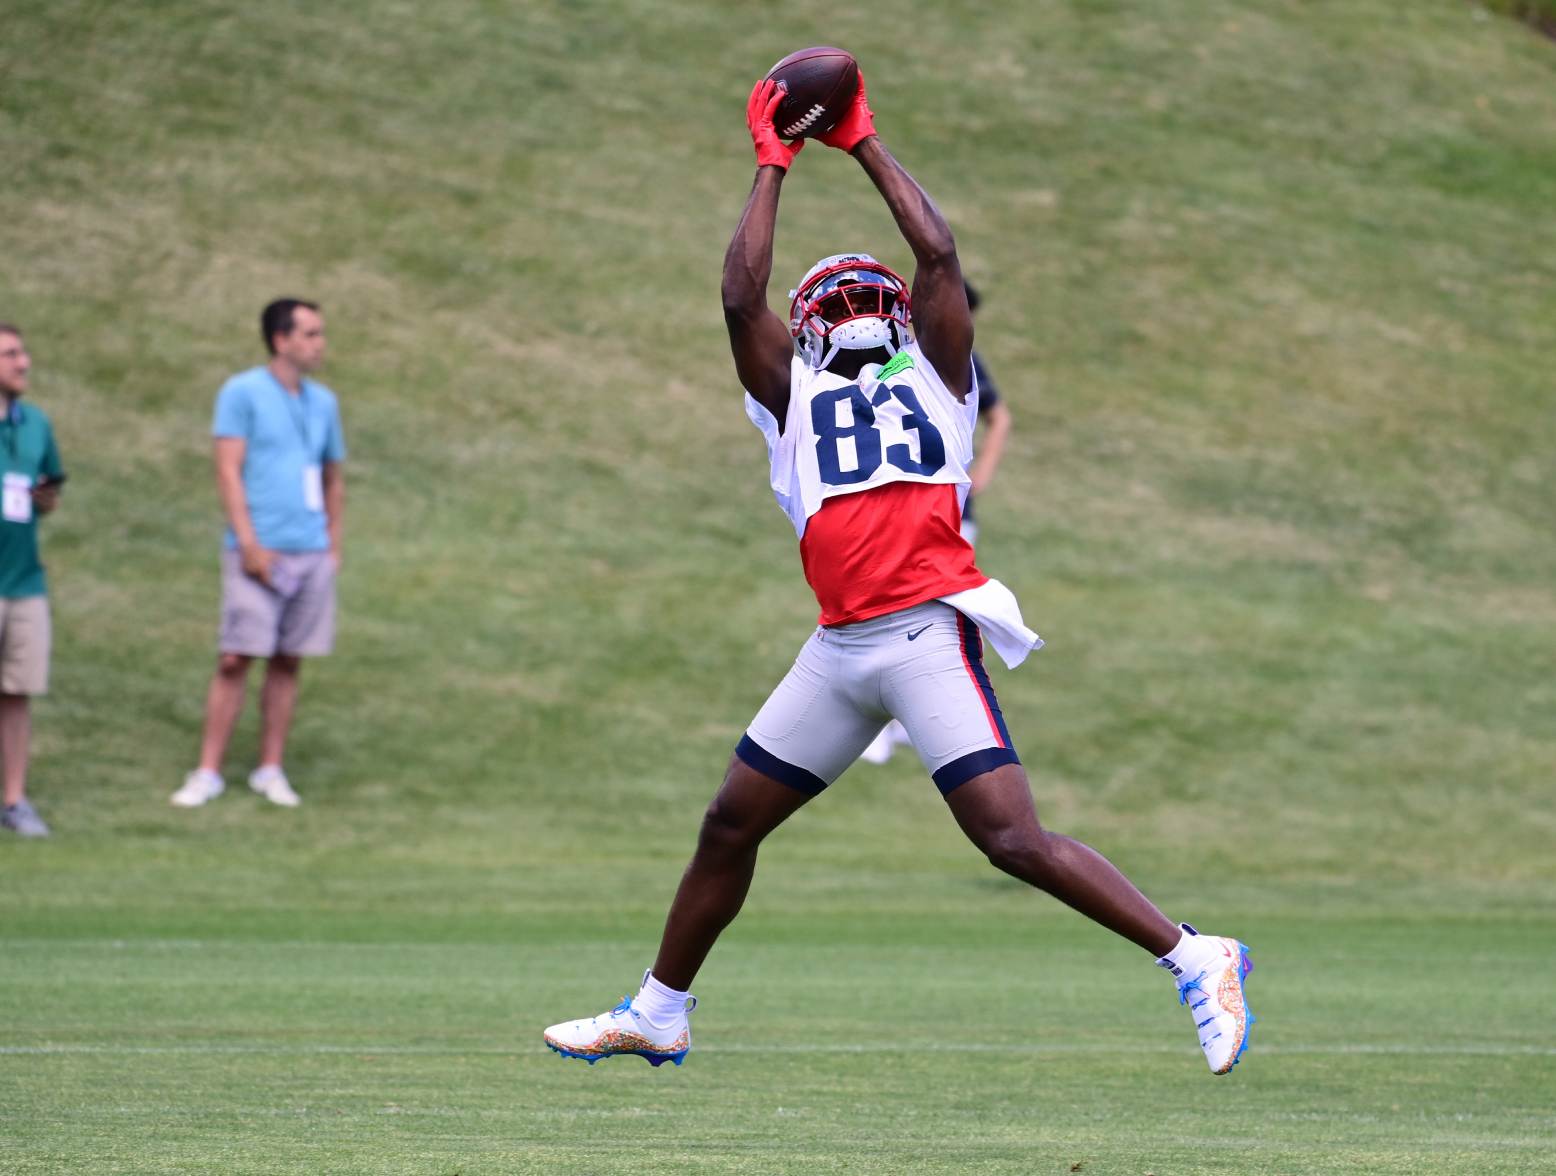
[635,970,693,1028]
[1153,922,1219,980]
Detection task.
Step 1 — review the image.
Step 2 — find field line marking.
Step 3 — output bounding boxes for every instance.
[2,1042,1553,1057]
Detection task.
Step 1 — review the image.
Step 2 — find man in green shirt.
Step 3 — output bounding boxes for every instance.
[0,323,64,838]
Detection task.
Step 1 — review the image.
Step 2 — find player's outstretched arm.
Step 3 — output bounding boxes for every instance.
[723,81,801,421]
[818,72,974,399]
[853,138,973,398]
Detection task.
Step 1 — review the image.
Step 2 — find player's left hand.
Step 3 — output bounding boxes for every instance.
[31,483,60,515]
[747,79,805,171]
[817,66,877,153]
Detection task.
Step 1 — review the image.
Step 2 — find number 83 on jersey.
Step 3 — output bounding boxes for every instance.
[811,382,950,486]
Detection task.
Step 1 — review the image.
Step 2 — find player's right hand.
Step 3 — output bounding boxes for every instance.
[747,79,804,171]
[817,66,877,153]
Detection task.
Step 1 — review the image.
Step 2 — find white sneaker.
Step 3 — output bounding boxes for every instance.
[860,725,896,764]
[543,992,696,1067]
[859,719,909,765]
[171,769,225,807]
[1,799,51,837]
[248,766,300,807]
[1165,924,1256,1075]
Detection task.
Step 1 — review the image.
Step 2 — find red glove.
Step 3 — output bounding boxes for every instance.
[747,79,804,171]
[817,66,877,152]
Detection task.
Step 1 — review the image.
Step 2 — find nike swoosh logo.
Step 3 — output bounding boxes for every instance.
[906,625,932,641]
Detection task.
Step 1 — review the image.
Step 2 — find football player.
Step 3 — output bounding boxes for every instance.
[544,71,1254,1075]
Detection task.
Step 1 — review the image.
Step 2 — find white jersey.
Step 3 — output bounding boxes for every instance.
[744,341,980,539]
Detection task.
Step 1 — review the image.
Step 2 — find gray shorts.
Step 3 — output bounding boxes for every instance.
[737,600,1019,797]
[219,550,337,658]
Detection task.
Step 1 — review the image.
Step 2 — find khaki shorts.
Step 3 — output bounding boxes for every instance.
[219,550,337,658]
[0,595,51,696]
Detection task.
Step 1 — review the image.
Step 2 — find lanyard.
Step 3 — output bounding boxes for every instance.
[2,399,21,460]
[271,373,314,455]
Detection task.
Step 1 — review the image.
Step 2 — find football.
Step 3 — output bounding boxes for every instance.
[764,46,859,140]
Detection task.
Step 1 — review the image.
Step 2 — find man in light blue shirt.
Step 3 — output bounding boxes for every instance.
[173,299,346,810]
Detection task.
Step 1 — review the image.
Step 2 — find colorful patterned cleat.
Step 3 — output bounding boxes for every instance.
[1172,927,1256,1075]
[543,994,696,1067]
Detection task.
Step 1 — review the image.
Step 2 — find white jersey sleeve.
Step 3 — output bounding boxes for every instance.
[743,342,980,538]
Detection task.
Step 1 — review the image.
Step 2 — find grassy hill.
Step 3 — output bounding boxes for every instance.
[2,2,1554,1172]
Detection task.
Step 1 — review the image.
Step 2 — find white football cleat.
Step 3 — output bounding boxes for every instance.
[859,719,909,765]
[543,993,696,1067]
[1170,925,1256,1075]
[859,725,896,765]
[248,766,301,807]
[171,769,224,807]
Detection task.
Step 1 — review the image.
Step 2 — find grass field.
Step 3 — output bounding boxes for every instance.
[3,1,1555,1172]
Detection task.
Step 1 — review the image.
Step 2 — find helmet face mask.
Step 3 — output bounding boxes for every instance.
[789,254,912,370]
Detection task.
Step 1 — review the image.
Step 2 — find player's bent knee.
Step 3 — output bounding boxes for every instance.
[980,824,1053,881]
[696,794,760,857]
[697,763,792,857]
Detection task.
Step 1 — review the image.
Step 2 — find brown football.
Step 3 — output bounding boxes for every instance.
[763,46,859,140]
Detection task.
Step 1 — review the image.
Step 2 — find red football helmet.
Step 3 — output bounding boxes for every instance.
[789,253,912,370]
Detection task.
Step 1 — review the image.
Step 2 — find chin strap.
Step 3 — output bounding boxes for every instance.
[815,325,902,372]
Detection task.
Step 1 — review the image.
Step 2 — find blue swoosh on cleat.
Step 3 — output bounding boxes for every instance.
[1232,943,1256,1065]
